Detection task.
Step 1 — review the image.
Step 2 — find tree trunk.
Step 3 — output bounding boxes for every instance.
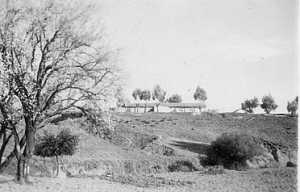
[16,158,24,183]
[23,116,36,183]
[55,155,59,176]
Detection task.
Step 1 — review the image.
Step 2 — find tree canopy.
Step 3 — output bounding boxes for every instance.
[167,94,182,103]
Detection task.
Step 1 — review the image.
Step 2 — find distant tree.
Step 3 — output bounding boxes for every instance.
[193,86,207,101]
[241,97,259,113]
[261,95,278,114]
[132,89,142,100]
[287,96,298,117]
[140,90,151,112]
[153,85,167,102]
[115,86,126,108]
[140,90,151,101]
[34,130,79,176]
[167,94,182,103]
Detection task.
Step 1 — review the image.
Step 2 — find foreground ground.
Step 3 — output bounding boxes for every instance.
[0,168,296,192]
[0,112,298,192]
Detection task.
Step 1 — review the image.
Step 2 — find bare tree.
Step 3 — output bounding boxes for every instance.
[0,1,119,182]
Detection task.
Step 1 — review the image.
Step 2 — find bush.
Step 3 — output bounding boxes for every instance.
[34,129,79,176]
[168,160,198,172]
[205,133,264,169]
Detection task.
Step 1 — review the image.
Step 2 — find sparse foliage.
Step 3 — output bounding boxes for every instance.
[152,85,166,102]
[287,96,298,117]
[167,94,182,103]
[241,97,259,113]
[193,86,207,101]
[261,95,278,114]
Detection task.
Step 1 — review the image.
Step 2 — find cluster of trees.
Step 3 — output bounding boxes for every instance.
[241,95,298,116]
[131,85,207,104]
[0,1,119,183]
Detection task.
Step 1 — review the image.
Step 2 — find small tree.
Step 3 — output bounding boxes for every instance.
[140,90,151,112]
[132,89,142,101]
[287,96,298,117]
[167,94,182,103]
[241,97,259,113]
[34,130,79,176]
[193,86,207,101]
[153,85,167,103]
[260,95,278,114]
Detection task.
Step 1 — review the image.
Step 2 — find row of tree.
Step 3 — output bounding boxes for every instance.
[132,85,207,103]
[241,95,298,116]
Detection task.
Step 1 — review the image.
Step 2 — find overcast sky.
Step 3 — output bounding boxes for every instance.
[97,0,298,112]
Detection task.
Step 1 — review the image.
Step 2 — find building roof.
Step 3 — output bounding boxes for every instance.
[122,102,206,108]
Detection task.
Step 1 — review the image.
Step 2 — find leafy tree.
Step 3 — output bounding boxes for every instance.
[140,90,151,101]
[241,97,259,113]
[193,86,207,101]
[261,95,278,114]
[132,89,142,100]
[0,1,119,182]
[287,96,298,117]
[167,94,182,103]
[153,85,166,102]
[34,130,79,176]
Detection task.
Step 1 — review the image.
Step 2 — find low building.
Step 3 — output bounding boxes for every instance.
[121,102,206,113]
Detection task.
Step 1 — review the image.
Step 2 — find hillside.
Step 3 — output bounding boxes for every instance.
[1,112,297,192]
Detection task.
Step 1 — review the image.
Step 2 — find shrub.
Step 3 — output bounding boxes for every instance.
[34,129,79,176]
[205,133,264,169]
[168,160,198,172]
[241,97,259,113]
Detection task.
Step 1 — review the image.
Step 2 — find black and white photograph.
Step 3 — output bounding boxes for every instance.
[0,0,298,191]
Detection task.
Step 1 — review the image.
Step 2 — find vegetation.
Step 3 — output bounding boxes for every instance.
[140,90,151,101]
[287,96,298,117]
[241,97,259,113]
[34,130,79,176]
[152,85,167,102]
[132,89,142,100]
[193,86,207,102]
[166,94,182,103]
[261,95,278,114]
[205,133,264,169]
[0,1,119,182]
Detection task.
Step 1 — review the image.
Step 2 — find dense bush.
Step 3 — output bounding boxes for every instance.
[205,133,264,169]
[34,129,79,176]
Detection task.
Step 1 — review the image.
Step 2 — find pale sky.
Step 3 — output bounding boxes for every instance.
[97,0,298,112]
